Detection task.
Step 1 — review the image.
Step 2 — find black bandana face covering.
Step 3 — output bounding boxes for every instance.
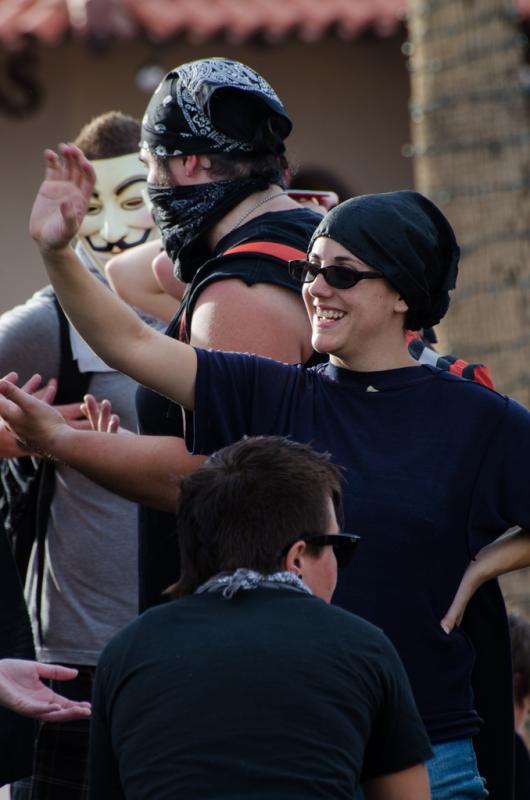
[143,57,292,283]
[147,175,273,282]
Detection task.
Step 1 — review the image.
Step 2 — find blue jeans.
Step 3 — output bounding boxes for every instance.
[355,738,488,800]
[427,738,488,799]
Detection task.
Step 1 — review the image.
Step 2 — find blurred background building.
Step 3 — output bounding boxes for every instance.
[0,0,417,313]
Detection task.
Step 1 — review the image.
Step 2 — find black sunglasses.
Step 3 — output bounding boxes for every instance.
[289,259,384,291]
[280,532,361,568]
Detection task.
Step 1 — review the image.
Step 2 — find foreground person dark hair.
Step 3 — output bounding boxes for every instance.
[172,436,343,596]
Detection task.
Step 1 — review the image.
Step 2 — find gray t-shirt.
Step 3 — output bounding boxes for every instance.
[0,286,141,665]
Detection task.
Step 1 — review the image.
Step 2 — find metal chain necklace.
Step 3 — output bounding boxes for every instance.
[232,189,286,232]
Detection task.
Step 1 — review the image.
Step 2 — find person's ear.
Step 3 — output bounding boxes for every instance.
[394,295,409,315]
[182,155,200,178]
[182,155,213,181]
[283,540,307,579]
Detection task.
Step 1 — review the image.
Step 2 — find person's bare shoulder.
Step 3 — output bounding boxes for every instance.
[190,279,312,364]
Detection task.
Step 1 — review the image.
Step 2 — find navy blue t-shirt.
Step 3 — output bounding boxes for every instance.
[187,350,530,743]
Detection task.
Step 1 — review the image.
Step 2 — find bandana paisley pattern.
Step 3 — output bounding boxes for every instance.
[141,57,290,158]
[196,568,312,599]
[147,176,271,282]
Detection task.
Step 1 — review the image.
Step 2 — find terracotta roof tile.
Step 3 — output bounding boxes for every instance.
[1,0,529,47]
[0,0,409,46]
[0,0,69,45]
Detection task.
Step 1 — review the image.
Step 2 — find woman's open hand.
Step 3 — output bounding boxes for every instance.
[29,144,96,253]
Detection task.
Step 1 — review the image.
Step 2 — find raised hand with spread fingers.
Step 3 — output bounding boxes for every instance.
[30,144,96,254]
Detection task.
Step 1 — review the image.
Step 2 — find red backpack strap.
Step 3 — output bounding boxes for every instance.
[405,329,495,389]
[178,242,307,343]
[222,241,307,262]
[178,308,188,343]
[445,357,495,389]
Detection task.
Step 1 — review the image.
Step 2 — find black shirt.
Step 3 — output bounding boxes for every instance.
[515,733,530,800]
[90,588,432,799]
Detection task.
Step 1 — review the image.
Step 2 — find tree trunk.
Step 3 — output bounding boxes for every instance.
[407,0,530,407]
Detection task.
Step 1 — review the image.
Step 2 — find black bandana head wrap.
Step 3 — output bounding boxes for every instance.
[309,190,459,330]
[141,57,292,158]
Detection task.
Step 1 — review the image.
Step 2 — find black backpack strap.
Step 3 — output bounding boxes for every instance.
[34,298,93,643]
[52,297,94,404]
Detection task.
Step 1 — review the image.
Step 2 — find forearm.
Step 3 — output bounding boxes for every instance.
[364,764,430,800]
[441,527,530,632]
[0,424,34,458]
[46,426,204,510]
[41,247,196,407]
[469,527,530,584]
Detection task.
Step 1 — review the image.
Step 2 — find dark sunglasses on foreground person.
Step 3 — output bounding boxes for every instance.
[280,533,361,568]
[288,259,384,290]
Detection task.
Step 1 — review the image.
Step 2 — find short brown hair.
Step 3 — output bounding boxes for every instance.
[74,111,140,160]
[171,436,343,597]
[207,151,288,187]
[151,150,289,188]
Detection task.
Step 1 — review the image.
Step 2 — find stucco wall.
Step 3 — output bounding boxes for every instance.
[0,34,413,313]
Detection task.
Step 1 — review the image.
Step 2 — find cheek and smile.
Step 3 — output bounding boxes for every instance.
[301,238,401,364]
[302,237,414,371]
[303,284,351,341]
[302,244,368,339]
[314,306,346,324]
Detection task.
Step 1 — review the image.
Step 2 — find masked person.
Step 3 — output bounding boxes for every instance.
[1,111,160,800]
[21,166,530,799]
[6,59,321,615]
[76,144,155,271]
[136,58,330,608]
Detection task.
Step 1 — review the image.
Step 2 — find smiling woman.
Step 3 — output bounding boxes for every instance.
[176,193,530,799]
[300,238,411,372]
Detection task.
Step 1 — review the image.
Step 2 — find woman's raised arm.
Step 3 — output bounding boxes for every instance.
[29,144,196,409]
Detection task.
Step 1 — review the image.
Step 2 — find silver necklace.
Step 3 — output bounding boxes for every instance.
[232,189,285,231]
